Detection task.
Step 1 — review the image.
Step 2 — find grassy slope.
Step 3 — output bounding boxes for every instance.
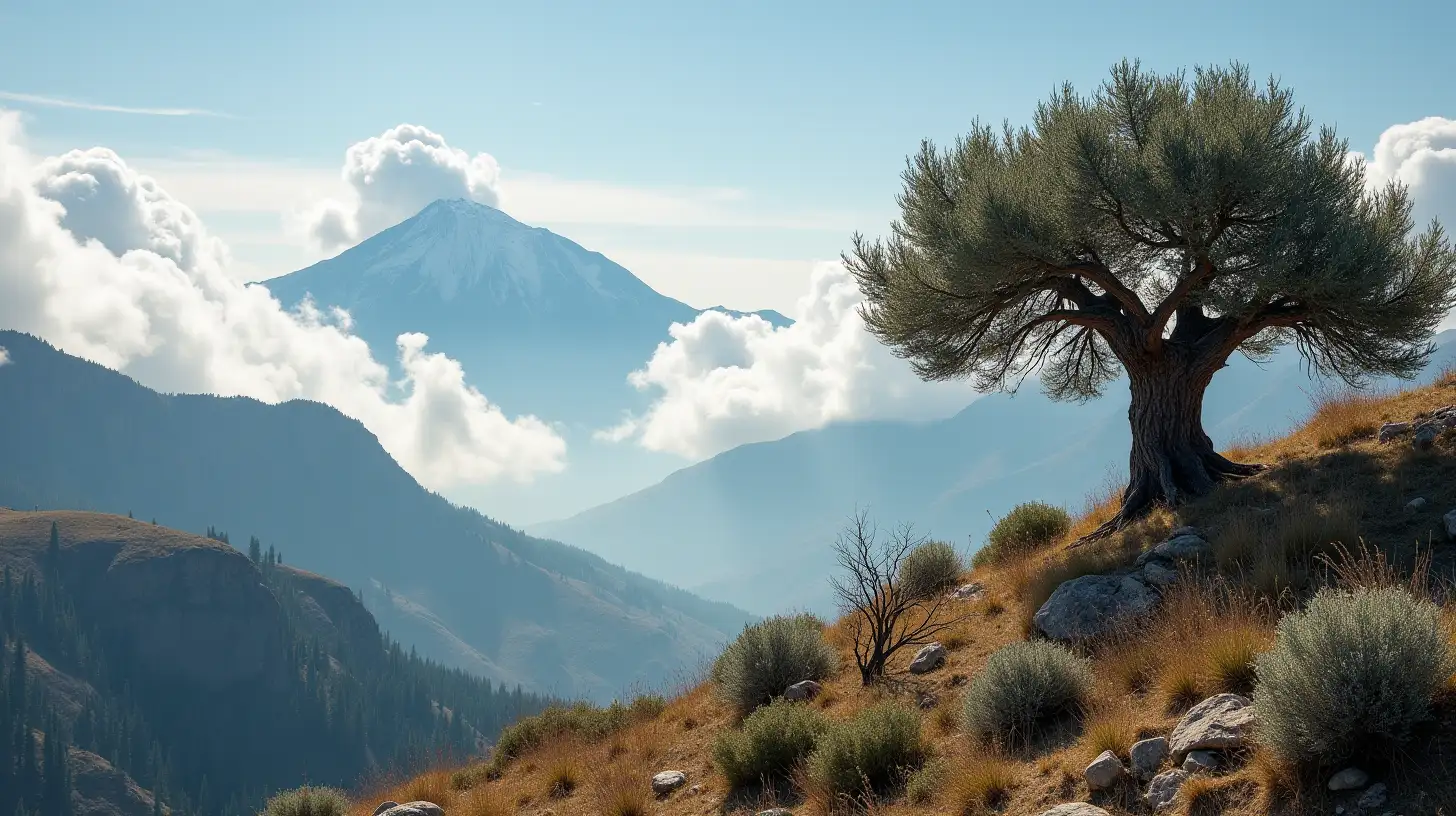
[365,373,1456,816]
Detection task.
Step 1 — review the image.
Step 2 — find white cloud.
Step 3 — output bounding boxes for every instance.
[599,261,977,459]
[303,124,502,251]
[0,90,230,118]
[0,347,9,367]
[1362,117,1456,230]
[0,110,564,489]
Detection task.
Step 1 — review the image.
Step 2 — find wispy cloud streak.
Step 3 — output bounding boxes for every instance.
[0,91,233,118]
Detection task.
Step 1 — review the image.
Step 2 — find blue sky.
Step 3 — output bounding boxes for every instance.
[1,0,1453,312]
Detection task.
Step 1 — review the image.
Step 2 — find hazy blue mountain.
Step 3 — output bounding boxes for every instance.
[262,199,791,524]
[534,331,1456,615]
[0,330,754,702]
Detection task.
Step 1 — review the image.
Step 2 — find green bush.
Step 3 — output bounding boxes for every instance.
[899,540,964,599]
[711,614,837,714]
[490,694,664,770]
[1252,586,1452,764]
[961,641,1092,744]
[262,787,350,816]
[904,757,946,805]
[713,699,828,788]
[975,502,1071,568]
[808,702,926,797]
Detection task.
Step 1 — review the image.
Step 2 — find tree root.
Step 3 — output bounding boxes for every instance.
[1067,453,1266,549]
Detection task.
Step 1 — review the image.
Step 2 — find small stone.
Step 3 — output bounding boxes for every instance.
[687,785,702,796]
[1169,694,1256,760]
[784,680,822,702]
[1182,750,1219,773]
[1130,736,1169,779]
[372,804,399,816]
[1038,805,1112,816]
[1084,749,1127,790]
[1445,508,1456,541]
[1379,421,1410,442]
[1327,767,1369,791]
[917,691,937,710]
[1144,769,1190,811]
[1357,783,1387,810]
[908,642,947,674]
[652,770,687,795]
[1407,497,1428,511]
[756,810,794,816]
[951,582,985,600]
[1415,424,1439,450]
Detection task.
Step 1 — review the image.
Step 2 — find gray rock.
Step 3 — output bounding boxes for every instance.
[950,582,985,600]
[1182,750,1219,773]
[909,642,947,674]
[1357,783,1387,809]
[687,784,703,796]
[378,804,444,816]
[756,810,794,816]
[1139,561,1179,590]
[1135,534,1213,568]
[1415,423,1439,450]
[1170,526,1205,539]
[1130,736,1169,779]
[372,804,400,816]
[1170,694,1256,760]
[1445,508,1456,540]
[783,680,821,702]
[1327,767,1369,791]
[1379,421,1410,442]
[1038,805,1112,816]
[1407,497,1428,511]
[651,770,687,795]
[1144,769,1190,811]
[1033,572,1160,642]
[1084,749,1126,790]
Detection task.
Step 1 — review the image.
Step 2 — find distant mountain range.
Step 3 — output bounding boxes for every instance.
[262,198,791,524]
[0,330,754,703]
[533,330,1456,615]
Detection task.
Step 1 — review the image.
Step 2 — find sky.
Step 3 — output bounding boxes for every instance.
[2,0,1453,314]
[0,0,1453,506]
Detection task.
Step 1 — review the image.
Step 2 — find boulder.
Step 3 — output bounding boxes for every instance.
[1138,561,1178,590]
[951,582,985,600]
[1327,767,1369,791]
[783,680,822,702]
[1415,423,1439,450]
[372,804,400,816]
[909,642,947,674]
[1407,497,1428,511]
[1130,736,1169,780]
[756,810,794,816]
[1445,508,1456,541]
[378,804,444,816]
[1033,573,1159,642]
[1038,805,1112,816]
[1144,770,1190,811]
[652,770,687,795]
[1084,750,1126,790]
[1182,750,1219,773]
[1379,421,1410,442]
[1357,783,1387,810]
[1169,694,1255,761]
[1135,533,1212,568]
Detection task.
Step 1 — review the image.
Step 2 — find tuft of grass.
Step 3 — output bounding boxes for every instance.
[592,765,651,816]
[1080,705,1138,761]
[807,701,927,798]
[976,502,1071,568]
[1156,654,1206,714]
[900,539,964,599]
[1098,638,1158,695]
[396,769,453,809]
[1253,585,1453,765]
[945,754,1019,815]
[1203,624,1271,695]
[489,696,664,772]
[712,613,837,715]
[1303,388,1387,449]
[713,699,827,789]
[455,789,510,816]
[448,764,489,793]
[962,641,1092,746]
[261,787,349,816]
[545,751,581,798]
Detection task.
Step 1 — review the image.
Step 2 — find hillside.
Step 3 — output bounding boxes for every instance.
[0,330,755,703]
[535,330,1456,615]
[369,371,1456,816]
[0,510,552,816]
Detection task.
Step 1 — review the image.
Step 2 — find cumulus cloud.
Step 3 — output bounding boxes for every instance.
[1361,117,1456,229]
[0,110,564,489]
[303,124,502,251]
[599,262,977,459]
[0,347,9,367]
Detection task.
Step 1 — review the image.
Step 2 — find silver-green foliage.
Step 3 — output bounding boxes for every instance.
[261,787,350,816]
[899,539,964,599]
[808,702,927,797]
[711,613,837,714]
[1252,586,1452,764]
[712,699,828,788]
[975,502,1071,567]
[961,641,1093,743]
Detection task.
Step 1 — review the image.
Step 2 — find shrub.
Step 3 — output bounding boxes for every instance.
[713,699,828,788]
[490,696,661,770]
[962,641,1092,745]
[975,502,1071,567]
[808,701,926,797]
[711,614,836,714]
[261,787,349,816]
[899,540,963,599]
[904,757,946,805]
[1253,586,1452,764]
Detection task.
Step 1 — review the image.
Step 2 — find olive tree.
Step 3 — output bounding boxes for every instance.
[847,61,1456,534]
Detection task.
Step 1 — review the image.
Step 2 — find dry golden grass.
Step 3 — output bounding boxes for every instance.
[451,788,510,816]
[1079,704,1140,762]
[590,762,652,816]
[946,753,1020,815]
[1305,388,1389,449]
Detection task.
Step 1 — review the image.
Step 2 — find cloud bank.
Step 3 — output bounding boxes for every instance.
[1361,116,1456,231]
[600,261,977,459]
[304,124,502,251]
[0,110,564,490]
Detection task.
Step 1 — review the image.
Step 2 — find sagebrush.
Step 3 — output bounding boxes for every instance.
[1253,586,1452,764]
[975,502,1071,567]
[490,695,664,770]
[712,698,827,788]
[261,787,349,816]
[961,641,1092,745]
[899,539,963,599]
[808,701,926,797]
[712,614,836,714]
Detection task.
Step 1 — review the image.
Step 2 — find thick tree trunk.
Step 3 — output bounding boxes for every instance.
[1082,351,1262,541]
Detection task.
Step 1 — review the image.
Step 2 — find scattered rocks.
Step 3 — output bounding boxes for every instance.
[1130,736,1169,780]
[1407,497,1428,511]
[950,582,985,600]
[651,770,687,795]
[909,642,947,674]
[1033,572,1160,642]
[784,680,822,702]
[1415,423,1440,450]
[1084,750,1127,790]
[1327,767,1369,791]
[372,804,399,816]
[1379,421,1410,442]
[1357,783,1388,810]
[1144,769,1190,811]
[1169,694,1256,761]
[1181,750,1219,773]
[1038,805,1112,816]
